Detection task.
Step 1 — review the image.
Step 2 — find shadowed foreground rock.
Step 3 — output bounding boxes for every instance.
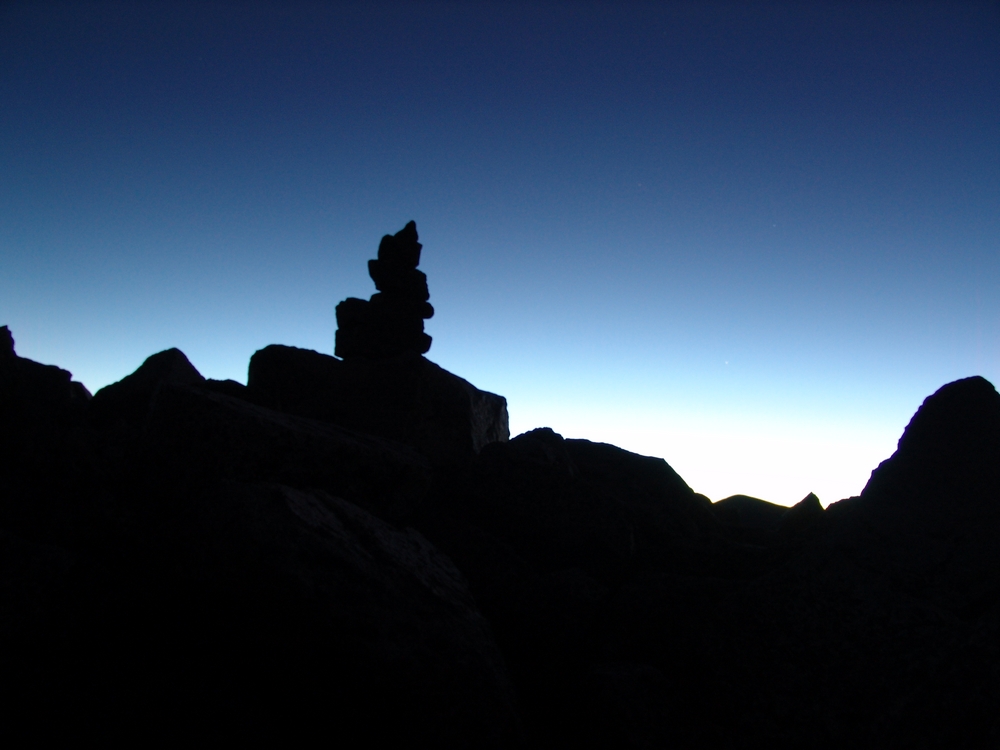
[3,306,1000,743]
[1,335,520,744]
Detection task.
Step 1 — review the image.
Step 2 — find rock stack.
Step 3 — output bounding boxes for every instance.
[335,221,434,359]
[244,220,510,465]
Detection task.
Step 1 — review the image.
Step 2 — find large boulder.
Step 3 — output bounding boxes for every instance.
[0,326,94,539]
[0,325,91,420]
[247,344,509,465]
[415,427,722,745]
[90,347,204,426]
[849,375,1000,613]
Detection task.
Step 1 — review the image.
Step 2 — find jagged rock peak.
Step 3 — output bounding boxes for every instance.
[335,221,435,360]
[1,325,14,358]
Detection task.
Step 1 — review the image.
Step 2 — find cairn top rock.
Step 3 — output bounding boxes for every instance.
[377,220,422,269]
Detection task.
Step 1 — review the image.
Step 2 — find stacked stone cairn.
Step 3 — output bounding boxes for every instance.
[335,221,434,359]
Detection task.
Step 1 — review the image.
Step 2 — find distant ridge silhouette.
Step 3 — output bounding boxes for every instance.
[1,226,998,746]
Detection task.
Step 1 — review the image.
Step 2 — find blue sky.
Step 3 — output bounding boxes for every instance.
[2,1,998,505]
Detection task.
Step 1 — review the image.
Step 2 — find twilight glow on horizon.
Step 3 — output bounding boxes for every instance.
[2,2,997,506]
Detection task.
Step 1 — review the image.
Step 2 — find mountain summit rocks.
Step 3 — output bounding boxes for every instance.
[336,220,434,359]
[3,243,1000,745]
[276,221,509,465]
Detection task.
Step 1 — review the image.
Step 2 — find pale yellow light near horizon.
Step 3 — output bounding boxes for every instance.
[509,405,900,508]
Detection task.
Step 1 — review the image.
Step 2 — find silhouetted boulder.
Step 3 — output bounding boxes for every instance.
[0,327,93,539]
[3,481,523,744]
[2,340,520,744]
[0,326,92,419]
[865,375,1000,510]
[336,221,434,359]
[6,315,1000,748]
[247,344,508,465]
[90,347,204,427]
[706,377,1000,747]
[713,494,789,531]
[121,481,520,744]
[416,428,723,744]
[836,376,1000,616]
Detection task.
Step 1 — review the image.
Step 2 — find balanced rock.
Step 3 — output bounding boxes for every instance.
[336,221,434,359]
[312,222,508,463]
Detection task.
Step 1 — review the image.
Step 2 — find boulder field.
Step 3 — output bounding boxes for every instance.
[2,224,998,746]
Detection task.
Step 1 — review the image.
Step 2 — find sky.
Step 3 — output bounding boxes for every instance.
[2,1,998,506]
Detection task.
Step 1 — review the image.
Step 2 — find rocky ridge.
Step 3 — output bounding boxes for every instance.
[2,226,998,746]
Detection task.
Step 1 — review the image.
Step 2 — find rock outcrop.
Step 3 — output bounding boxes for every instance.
[705,377,1000,748]
[3,311,1000,746]
[247,344,508,465]
[0,325,91,417]
[1,326,93,542]
[253,221,508,464]
[90,347,204,426]
[1,337,521,745]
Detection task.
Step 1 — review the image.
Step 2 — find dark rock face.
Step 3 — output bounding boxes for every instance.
[90,347,204,426]
[248,343,509,465]
[1,335,521,744]
[0,325,92,418]
[852,376,1000,614]
[141,381,432,524]
[712,491,825,545]
[417,428,726,745]
[0,327,93,541]
[4,318,1000,747]
[713,493,790,531]
[336,220,434,359]
[707,377,1000,748]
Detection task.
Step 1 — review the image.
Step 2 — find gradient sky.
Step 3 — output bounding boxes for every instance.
[3,1,998,506]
